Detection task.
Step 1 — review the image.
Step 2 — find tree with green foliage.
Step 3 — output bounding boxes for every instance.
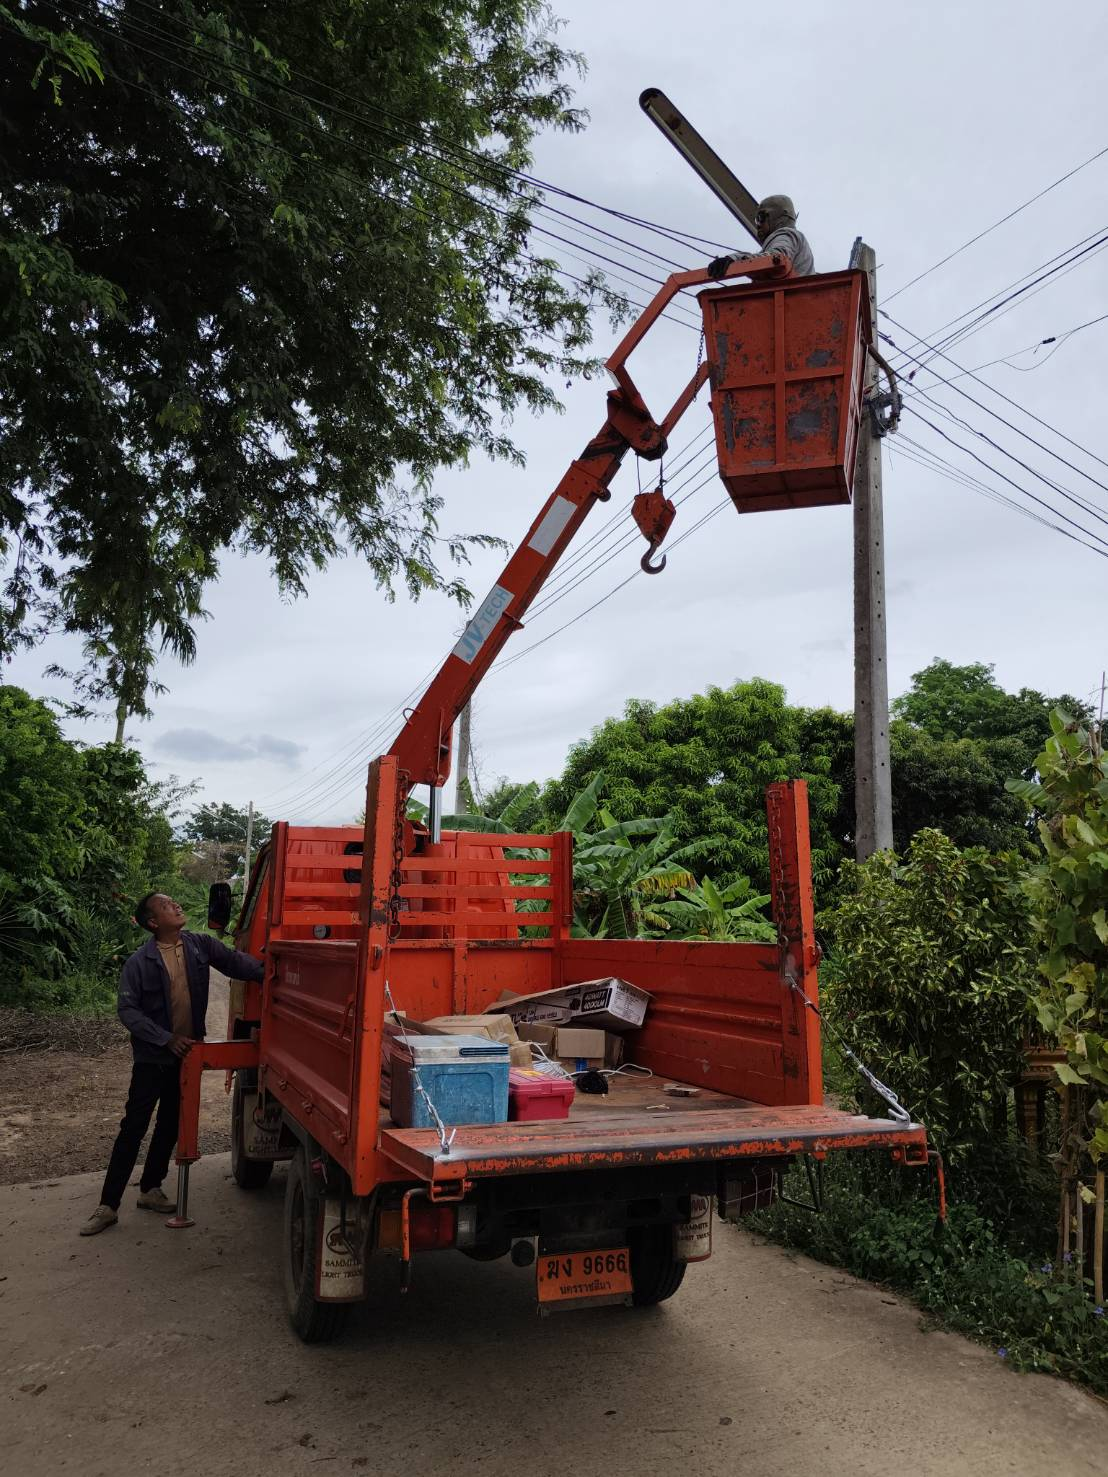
[821,828,1035,1160]
[183,801,270,853]
[0,686,182,1007]
[888,659,1093,856]
[541,680,844,900]
[1008,709,1108,1274]
[1,0,613,724]
[799,660,1091,861]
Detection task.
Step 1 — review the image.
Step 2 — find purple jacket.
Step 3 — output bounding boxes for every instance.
[118,931,264,1064]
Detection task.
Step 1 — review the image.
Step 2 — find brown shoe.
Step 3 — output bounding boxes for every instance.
[79,1205,118,1236]
[136,1188,176,1213]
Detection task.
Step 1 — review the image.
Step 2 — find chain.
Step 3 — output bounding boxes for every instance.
[384,980,456,1158]
[780,965,911,1125]
[387,771,410,942]
[769,790,910,1125]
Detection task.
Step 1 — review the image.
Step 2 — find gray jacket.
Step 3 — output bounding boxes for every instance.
[761,225,815,277]
[118,931,264,1064]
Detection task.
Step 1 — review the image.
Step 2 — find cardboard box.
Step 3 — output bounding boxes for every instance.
[423,1014,520,1046]
[491,978,649,1032]
[555,1027,606,1061]
[509,1042,533,1069]
[515,1022,557,1050]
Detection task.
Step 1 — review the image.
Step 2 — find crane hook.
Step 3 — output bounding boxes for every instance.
[640,539,667,575]
[632,487,676,576]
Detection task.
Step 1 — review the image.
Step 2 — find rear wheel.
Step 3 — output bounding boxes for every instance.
[230,1074,274,1190]
[282,1148,350,1344]
[629,1223,687,1307]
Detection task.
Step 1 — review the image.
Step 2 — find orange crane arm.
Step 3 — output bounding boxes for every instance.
[387,255,789,793]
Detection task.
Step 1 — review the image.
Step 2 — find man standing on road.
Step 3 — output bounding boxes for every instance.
[79,893,264,1236]
[707,193,815,279]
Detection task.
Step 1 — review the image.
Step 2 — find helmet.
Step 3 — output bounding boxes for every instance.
[755,195,798,233]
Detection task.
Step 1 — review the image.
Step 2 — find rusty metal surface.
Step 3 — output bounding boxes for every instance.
[175,1039,259,1163]
[379,1077,925,1184]
[700,268,869,512]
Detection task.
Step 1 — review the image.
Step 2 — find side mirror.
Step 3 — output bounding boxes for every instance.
[207,881,234,934]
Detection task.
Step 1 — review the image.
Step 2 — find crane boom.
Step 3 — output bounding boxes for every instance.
[387,255,788,794]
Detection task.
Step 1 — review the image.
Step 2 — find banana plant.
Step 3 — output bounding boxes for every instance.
[572,806,700,939]
[653,875,777,942]
[420,773,701,938]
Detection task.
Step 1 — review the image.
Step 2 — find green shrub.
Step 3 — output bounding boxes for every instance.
[751,1156,1108,1394]
[820,830,1035,1160]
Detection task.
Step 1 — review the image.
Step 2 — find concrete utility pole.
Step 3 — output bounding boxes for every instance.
[852,241,894,860]
[243,801,254,893]
[454,702,473,814]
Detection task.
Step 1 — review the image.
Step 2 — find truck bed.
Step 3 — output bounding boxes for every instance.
[378,1071,925,1190]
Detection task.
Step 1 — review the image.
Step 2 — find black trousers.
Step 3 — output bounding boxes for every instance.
[100,1060,182,1210]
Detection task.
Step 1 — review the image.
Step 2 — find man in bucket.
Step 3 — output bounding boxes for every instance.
[79,892,264,1235]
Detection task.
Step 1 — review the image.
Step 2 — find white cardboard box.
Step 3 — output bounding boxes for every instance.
[493,978,650,1032]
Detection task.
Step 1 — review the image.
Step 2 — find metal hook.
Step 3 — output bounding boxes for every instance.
[640,539,667,575]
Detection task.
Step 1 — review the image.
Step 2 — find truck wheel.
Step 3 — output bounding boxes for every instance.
[230,1074,274,1190]
[629,1224,687,1307]
[282,1148,350,1344]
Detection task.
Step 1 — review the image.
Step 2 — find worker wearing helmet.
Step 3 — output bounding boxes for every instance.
[707,194,815,279]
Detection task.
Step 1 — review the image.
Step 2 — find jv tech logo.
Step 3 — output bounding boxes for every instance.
[452,584,512,664]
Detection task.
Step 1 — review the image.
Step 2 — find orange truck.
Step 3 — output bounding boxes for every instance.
[173,253,935,1341]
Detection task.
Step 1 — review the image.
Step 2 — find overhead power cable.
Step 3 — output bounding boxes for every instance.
[881,316,1108,504]
[892,436,1095,543]
[885,142,1108,303]
[892,228,1108,369]
[886,231,1108,374]
[916,310,1108,386]
[275,439,727,816]
[41,4,700,307]
[258,416,717,809]
[89,0,726,266]
[903,407,1108,561]
[120,0,732,253]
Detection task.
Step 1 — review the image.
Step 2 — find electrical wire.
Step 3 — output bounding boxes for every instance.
[92,0,726,266]
[885,142,1108,303]
[256,418,716,810]
[277,440,727,817]
[882,316,1108,506]
[892,435,1099,539]
[902,407,1108,561]
[913,310,1108,386]
[888,232,1108,373]
[118,0,733,254]
[37,1,705,333]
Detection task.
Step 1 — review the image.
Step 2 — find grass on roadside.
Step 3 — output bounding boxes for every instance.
[748,1154,1108,1397]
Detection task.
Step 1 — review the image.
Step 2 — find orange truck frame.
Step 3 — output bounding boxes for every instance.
[173,257,934,1341]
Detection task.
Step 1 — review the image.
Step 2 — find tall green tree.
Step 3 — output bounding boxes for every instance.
[888,660,1093,855]
[0,685,180,1002]
[540,680,844,898]
[1,1,611,719]
[183,800,270,853]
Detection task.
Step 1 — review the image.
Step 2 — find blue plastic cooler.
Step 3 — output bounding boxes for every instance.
[389,1034,510,1129]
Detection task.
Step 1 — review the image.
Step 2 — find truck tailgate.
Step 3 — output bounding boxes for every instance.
[378,1074,925,1189]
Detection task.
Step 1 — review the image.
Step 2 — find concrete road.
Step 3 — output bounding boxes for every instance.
[1,1159,1105,1477]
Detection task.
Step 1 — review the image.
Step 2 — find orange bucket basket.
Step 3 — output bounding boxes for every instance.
[699,268,872,513]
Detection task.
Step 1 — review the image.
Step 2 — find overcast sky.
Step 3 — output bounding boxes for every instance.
[9,0,1108,824]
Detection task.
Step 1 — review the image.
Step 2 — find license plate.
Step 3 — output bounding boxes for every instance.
[537,1247,632,1306]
